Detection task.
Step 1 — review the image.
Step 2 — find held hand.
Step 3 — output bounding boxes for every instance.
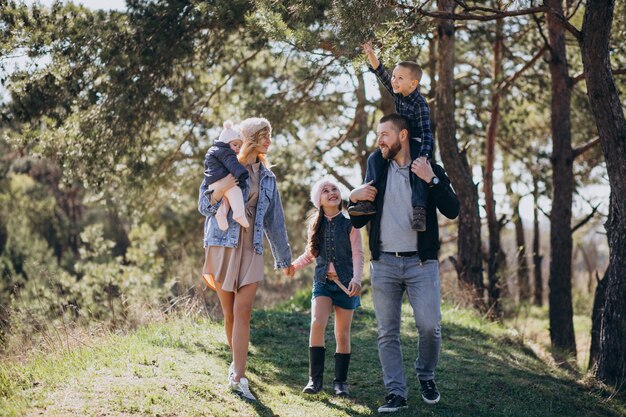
[283,265,295,278]
[348,281,361,297]
[350,181,377,203]
[411,157,435,182]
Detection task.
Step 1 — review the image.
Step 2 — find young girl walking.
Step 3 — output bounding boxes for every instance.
[286,177,364,396]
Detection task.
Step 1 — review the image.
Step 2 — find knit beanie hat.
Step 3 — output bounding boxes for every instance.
[240,117,272,142]
[310,177,342,210]
[218,120,240,143]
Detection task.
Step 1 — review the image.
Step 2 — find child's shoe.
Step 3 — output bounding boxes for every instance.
[348,201,377,216]
[412,206,427,231]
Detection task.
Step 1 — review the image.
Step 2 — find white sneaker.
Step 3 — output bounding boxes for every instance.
[230,376,256,401]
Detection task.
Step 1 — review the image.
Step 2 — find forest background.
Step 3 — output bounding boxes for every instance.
[1,0,625,392]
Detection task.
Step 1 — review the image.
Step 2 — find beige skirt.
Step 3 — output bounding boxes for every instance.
[202,206,264,293]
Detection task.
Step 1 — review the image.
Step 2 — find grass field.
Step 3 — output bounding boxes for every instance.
[1,289,624,417]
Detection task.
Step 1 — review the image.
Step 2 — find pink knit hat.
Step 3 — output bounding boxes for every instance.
[218,120,240,143]
[310,177,342,210]
[240,117,272,142]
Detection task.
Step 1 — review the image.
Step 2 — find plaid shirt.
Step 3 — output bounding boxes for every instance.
[371,62,433,159]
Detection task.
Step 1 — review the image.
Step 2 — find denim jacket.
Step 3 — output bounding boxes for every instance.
[198,163,291,269]
[313,214,353,286]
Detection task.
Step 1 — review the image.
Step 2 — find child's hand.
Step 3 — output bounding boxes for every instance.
[348,281,361,297]
[283,265,295,277]
[361,41,379,69]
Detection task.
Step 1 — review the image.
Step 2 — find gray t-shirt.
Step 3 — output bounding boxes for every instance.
[379,160,418,252]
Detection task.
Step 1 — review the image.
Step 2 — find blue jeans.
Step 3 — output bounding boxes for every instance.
[371,253,441,399]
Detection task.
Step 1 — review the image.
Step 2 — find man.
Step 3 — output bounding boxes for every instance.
[349,113,459,413]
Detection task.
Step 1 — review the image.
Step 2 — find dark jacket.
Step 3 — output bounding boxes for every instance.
[349,145,459,261]
[203,142,249,186]
[314,214,354,286]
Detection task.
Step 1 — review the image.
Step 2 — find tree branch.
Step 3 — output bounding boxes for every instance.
[573,136,600,159]
[498,44,549,93]
[538,204,551,220]
[155,50,261,175]
[571,68,626,85]
[314,146,355,191]
[417,5,548,21]
[571,204,601,234]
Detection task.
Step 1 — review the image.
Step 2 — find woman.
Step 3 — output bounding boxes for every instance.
[198,117,291,402]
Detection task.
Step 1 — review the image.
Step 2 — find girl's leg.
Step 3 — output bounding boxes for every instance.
[213,279,235,349]
[333,306,355,396]
[303,296,332,394]
[231,282,258,382]
[310,296,333,346]
[333,306,354,353]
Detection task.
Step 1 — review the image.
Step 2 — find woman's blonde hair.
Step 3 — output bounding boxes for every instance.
[238,126,270,167]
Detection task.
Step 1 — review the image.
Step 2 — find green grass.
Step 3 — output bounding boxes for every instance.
[1,292,624,417]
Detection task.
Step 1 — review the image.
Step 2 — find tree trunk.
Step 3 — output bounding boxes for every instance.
[532,174,543,306]
[505,177,531,303]
[378,83,395,116]
[428,35,438,158]
[581,0,626,386]
[484,16,505,318]
[435,0,484,309]
[546,0,576,357]
[589,269,607,372]
[514,204,530,303]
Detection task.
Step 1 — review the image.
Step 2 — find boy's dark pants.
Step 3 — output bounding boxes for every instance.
[365,145,428,208]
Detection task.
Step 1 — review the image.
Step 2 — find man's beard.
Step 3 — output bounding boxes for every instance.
[380,141,401,160]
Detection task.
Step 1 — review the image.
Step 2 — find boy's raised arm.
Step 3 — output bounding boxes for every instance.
[362,42,380,70]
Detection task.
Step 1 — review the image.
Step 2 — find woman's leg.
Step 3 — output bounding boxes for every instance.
[333,306,354,353]
[310,296,333,346]
[213,279,235,349]
[231,282,259,382]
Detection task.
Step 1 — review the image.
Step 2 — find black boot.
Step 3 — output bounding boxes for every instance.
[333,353,351,397]
[303,346,325,394]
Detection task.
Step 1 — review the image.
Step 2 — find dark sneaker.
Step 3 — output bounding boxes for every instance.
[348,201,377,216]
[420,379,440,404]
[412,206,426,231]
[377,394,408,413]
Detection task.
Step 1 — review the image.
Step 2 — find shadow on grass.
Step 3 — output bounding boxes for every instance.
[247,306,625,417]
